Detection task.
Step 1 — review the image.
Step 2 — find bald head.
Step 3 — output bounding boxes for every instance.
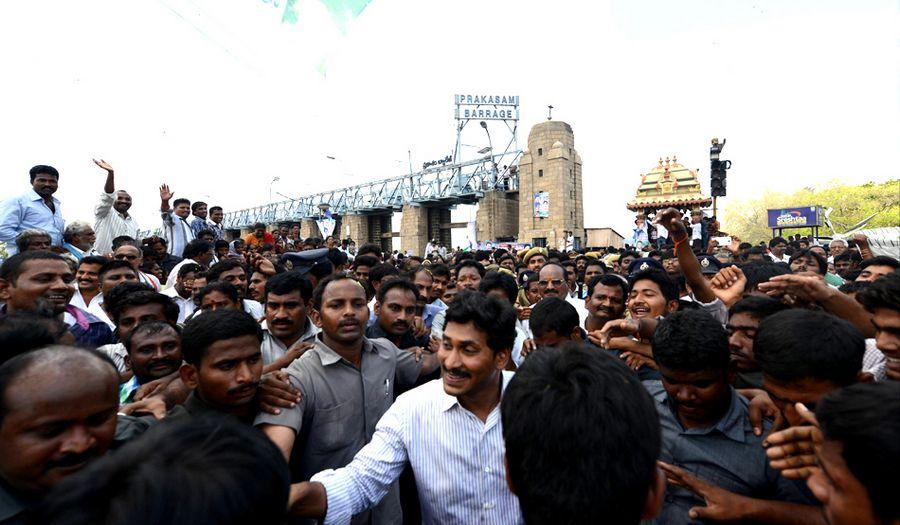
[0,346,120,492]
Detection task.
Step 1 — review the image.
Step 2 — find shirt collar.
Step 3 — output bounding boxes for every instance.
[28,189,59,205]
[660,386,747,443]
[0,480,26,522]
[439,370,514,413]
[312,334,377,366]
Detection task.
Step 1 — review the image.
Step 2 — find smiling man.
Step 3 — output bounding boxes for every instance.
[0,251,115,348]
[627,269,680,320]
[0,346,120,523]
[257,273,439,525]
[283,290,521,524]
[69,256,107,315]
[118,321,182,404]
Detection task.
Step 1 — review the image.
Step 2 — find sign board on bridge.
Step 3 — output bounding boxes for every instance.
[455,94,519,120]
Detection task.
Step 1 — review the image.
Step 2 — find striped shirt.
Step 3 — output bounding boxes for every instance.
[161,210,194,258]
[93,191,140,254]
[311,372,523,525]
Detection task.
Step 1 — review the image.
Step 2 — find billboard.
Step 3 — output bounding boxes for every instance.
[767,206,822,229]
[533,192,550,218]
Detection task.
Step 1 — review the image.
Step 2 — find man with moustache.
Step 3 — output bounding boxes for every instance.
[112,243,160,291]
[260,272,319,373]
[0,251,115,348]
[166,309,266,424]
[69,256,107,315]
[91,159,141,255]
[284,290,521,524]
[537,262,588,326]
[366,279,428,350]
[0,347,120,524]
[118,321,183,404]
[0,165,65,256]
[257,274,440,525]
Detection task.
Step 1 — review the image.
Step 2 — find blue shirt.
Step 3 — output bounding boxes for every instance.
[644,381,815,525]
[0,190,64,255]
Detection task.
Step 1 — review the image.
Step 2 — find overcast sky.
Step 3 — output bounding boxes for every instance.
[1,0,896,245]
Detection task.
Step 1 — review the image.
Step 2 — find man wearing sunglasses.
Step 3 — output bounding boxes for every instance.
[113,242,160,291]
[537,261,588,326]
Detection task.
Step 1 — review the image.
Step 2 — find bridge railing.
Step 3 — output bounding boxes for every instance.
[222,151,521,229]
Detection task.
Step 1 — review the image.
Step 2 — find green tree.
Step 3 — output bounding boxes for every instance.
[722,179,900,243]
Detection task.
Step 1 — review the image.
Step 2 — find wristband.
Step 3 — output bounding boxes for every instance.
[672,235,687,250]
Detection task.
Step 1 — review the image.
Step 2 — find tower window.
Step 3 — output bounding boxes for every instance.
[538,169,543,178]
[538,148,543,156]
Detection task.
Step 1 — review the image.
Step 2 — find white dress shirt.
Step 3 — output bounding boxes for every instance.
[164,258,198,289]
[93,192,140,254]
[312,372,523,525]
[161,286,196,324]
[565,294,589,327]
[161,210,194,258]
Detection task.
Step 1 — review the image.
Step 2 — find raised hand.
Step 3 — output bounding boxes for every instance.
[710,266,747,307]
[159,184,174,201]
[654,207,687,235]
[93,158,114,173]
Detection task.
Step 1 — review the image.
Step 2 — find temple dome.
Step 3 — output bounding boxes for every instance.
[626,156,712,212]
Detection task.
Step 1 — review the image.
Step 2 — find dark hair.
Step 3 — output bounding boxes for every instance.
[264,272,313,303]
[586,274,628,300]
[78,255,109,268]
[769,236,787,248]
[196,229,214,239]
[478,271,518,304]
[111,236,136,250]
[351,255,379,270]
[444,290,517,353]
[728,295,789,321]
[856,271,900,312]
[29,165,59,182]
[815,382,900,521]
[838,280,871,295]
[748,246,766,256]
[0,312,68,365]
[35,414,290,525]
[456,259,486,277]
[98,259,136,279]
[209,206,223,214]
[182,240,213,260]
[0,346,117,424]
[790,248,827,275]
[584,258,607,272]
[197,282,239,306]
[755,310,864,386]
[326,248,348,268]
[311,274,363,311]
[356,243,383,259]
[102,282,153,318]
[652,309,729,371]
[214,240,230,251]
[178,263,204,279]
[172,198,190,208]
[502,343,660,524]
[123,321,180,353]
[835,251,862,263]
[376,278,419,304]
[369,263,399,284]
[191,201,207,213]
[206,259,247,284]
[628,269,678,302]
[741,261,791,293]
[253,222,266,230]
[430,263,450,279]
[108,290,180,326]
[859,255,900,272]
[181,309,262,365]
[529,297,579,339]
[0,251,65,283]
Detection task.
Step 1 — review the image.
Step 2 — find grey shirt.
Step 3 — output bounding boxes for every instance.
[260,317,320,367]
[255,335,420,525]
[645,381,815,525]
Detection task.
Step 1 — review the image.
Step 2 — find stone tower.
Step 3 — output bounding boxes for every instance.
[517,121,584,249]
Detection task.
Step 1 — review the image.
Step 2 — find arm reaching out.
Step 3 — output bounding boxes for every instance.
[655,208,716,303]
[159,184,174,213]
[94,158,115,193]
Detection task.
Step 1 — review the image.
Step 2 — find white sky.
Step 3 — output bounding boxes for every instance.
[1,0,897,246]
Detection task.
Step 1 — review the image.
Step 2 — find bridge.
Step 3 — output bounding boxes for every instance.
[221,120,584,255]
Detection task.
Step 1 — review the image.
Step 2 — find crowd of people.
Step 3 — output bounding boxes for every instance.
[0,162,898,525]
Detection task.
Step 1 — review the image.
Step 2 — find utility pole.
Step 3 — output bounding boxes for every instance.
[709,138,730,217]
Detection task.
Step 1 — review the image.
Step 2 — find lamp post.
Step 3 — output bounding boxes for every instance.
[269,176,280,201]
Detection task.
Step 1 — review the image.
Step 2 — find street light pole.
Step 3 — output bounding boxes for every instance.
[269,176,280,201]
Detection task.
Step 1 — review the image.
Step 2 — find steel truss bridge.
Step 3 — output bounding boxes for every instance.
[222,150,522,230]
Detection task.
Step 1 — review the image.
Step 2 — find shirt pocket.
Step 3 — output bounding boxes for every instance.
[310,402,358,455]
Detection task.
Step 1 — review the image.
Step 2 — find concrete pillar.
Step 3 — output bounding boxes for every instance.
[342,214,370,245]
[400,204,429,256]
[300,219,319,239]
[427,207,452,248]
[476,191,519,242]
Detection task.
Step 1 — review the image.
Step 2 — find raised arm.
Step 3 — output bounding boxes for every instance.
[94,158,115,194]
[655,207,716,303]
[159,184,174,213]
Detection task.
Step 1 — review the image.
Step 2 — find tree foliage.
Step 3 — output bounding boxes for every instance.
[722,179,900,243]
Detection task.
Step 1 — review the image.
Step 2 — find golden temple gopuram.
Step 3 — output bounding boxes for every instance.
[626,156,712,213]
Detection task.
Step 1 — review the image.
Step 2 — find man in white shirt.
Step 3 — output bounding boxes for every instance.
[158,183,194,258]
[536,262,589,327]
[768,236,791,263]
[161,263,203,323]
[61,221,98,262]
[164,239,214,289]
[91,159,140,255]
[69,256,107,314]
[206,259,264,320]
[283,290,523,524]
[112,243,160,291]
